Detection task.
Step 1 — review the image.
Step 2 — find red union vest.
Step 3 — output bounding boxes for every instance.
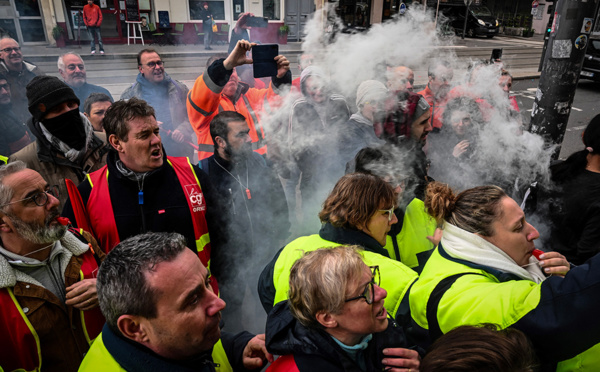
[70,156,216,292]
[0,249,104,372]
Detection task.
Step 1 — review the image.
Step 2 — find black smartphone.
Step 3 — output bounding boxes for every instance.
[246,16,269,28]
[252,44,278,78]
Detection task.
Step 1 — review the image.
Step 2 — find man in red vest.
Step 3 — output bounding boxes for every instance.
[0,161,104,372]
[62,97,225,292]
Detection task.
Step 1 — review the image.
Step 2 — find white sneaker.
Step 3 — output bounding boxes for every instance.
[100,50,105,54]
[91,50,96,54]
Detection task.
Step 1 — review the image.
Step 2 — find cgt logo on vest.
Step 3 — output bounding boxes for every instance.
[185,184,206,213]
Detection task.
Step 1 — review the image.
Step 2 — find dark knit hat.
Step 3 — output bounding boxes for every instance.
[26,76,80,121]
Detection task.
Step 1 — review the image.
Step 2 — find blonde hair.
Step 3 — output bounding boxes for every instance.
[288,246,365,329]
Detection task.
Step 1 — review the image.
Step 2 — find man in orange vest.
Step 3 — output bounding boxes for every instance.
[187,39,291,160]
[62,97,225,292]
[0,161,105,372]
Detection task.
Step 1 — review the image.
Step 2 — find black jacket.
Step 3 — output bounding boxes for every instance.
[266,301,414,372]
[62,150,226,255]
[100,323,255,372]
[200,152,289,282]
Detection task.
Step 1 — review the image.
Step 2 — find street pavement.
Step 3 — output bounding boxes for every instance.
[20,32,545,100]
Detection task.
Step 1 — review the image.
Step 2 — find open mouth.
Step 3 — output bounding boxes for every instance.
[375,306,387,319]
[151,148,162,158]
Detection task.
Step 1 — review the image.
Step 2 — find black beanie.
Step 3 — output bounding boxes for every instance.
[26,76,80,122]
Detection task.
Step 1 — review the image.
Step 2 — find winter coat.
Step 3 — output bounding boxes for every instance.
[0,230,105,372]
[266,301,415,372]
[70,82,113,112]
[0,59,44,123]
[187,58,291,160]
[121,73,194,158]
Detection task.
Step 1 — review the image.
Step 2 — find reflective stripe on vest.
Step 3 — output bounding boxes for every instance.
[272,234,418,318]
[0,154,8,164]
[0,288,41,372]
[383,198,437,268]
[79,252,105,344]
[0,249,103,372]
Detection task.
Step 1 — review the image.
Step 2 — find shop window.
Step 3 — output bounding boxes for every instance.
[263,0,280,20]
[0,19,17,39]
[189,0,226,20]
[15,0,41,17]
[19,19,45,42]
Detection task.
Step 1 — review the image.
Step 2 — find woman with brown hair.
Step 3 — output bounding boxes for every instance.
[258,173,418,325]
[409,182,600,371]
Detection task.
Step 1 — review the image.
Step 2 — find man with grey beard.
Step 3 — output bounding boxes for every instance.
[0,161,105,372]
[58,52,113,112]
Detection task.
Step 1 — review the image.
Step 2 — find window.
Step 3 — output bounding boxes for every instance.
[189,0,226,21]
[263,0,280,20]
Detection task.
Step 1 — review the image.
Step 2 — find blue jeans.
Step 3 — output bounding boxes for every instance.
[88,26,104,52]
[204,28,213,48]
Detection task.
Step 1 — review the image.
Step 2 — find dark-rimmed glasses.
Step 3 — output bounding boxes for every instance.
[1,47,20,53]
[378,206,395,222]
[345,266,380,305]
[140,61,164,68]
[0,185,60,208]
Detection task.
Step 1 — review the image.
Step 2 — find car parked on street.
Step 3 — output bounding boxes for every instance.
[439,4,499,38]
[580,38,600,82]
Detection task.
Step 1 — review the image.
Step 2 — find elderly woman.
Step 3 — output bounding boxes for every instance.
[410,182,600,371]
[266,246,421,372]
[258,173,417,322]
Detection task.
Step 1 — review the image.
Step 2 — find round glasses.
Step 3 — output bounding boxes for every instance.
[0,185,60,208]
[345,266,380,305]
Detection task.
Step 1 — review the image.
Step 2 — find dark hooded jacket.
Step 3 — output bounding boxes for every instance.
[266,301,414,372]
[9,112,109,208]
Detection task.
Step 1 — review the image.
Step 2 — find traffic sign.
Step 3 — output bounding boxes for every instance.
[399,3,406,15]
[532,0,539,8]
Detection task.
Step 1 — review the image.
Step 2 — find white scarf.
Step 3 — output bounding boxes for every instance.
[441,222,546,284]
[39,112,95,163]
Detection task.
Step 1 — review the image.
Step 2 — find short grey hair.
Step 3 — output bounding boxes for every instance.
[57,52,84,72]
[0,161,27,211]
[97,232,188,334]
[288,246,365,329]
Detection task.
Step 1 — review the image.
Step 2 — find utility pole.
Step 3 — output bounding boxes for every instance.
[530,0,599,159]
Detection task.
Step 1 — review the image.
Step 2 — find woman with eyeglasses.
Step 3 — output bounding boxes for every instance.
[266,246,421,372]
[409,182,600,371]
[259,173,418,324]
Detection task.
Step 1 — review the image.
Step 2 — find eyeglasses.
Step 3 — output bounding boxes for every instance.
[140,61,164,68]
[66,64,85,71]
[1,47,20,53]
[378,206,395,222]
[0,185,60,208]
[345,266,380,305]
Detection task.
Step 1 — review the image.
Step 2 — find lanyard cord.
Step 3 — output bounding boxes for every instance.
[213,157,250,195]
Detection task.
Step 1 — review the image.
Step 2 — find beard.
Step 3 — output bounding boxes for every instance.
[8,209,67,245]
[224,142,253,162]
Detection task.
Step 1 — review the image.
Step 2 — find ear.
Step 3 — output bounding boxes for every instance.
[138,65,144,75]
[109,134,124,152]
[214,135,227,149]
[117,315,149,344]
[83,112,90,119]
[0,214,13,234]
[316,311,338,329]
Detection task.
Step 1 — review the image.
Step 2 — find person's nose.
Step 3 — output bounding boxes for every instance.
[373,283,387,302]
[406,81,413,90]
[0,86,8,94]
[425,120,433,132]
[46,192,60,210]
[526,223,540,241]
[390,212,398,225]
[206,286,227,316]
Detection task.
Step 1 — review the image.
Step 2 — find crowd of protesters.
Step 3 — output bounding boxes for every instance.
[1,23,600,372]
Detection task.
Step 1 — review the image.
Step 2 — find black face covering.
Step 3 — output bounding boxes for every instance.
[42,109,87,150]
